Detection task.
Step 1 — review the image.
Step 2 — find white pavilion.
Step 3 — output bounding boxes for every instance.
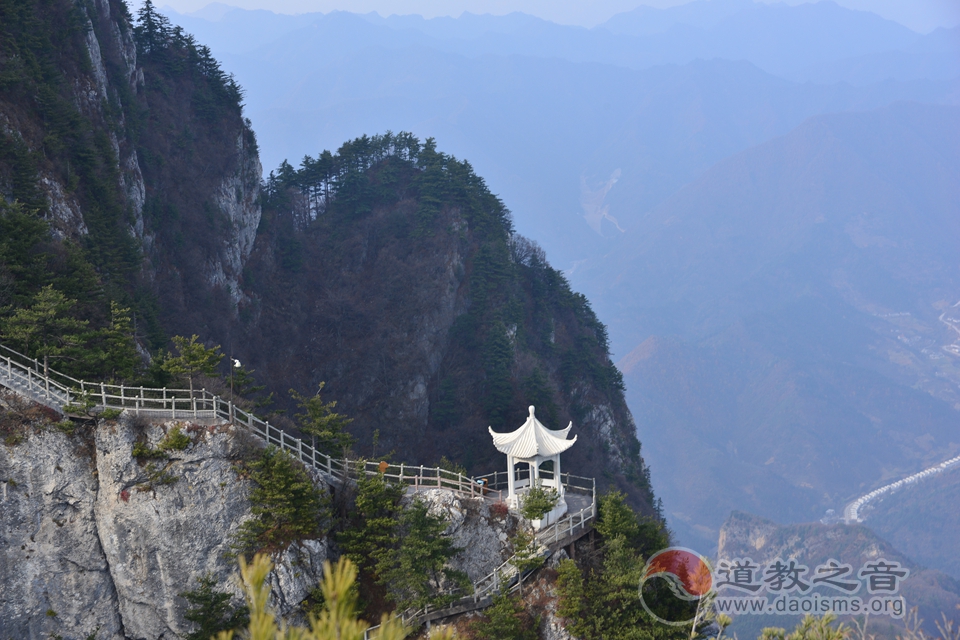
[488,405,577,524]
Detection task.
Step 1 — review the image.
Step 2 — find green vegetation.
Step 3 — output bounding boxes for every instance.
[99,408,122,420]
[132,440,166,460]
[336,471,465,615]
[179,574,249,640]
[223,554,420,640]
[509,529,545,595]
[378,498,469,611]
[137,461,178,490]
[0,0,164,358]
[519,481,559,521]
[159,425,191,451]
[337,471,404,581]
[233,446,327,556]
[469,592,537,640]
[132,426,192,459]
[161,335,224,395]
[133,1,244,118]
[254,132,649,509]
[761,615,847,640]
[291,383,353,456]
[554,491,684,640]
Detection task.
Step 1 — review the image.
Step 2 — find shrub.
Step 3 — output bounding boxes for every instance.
[159,425,191,451]
[137,462,179,490]
[490,501,509,519]
[519,481,558,521]
[54,419,76,435]
[99,408,122,420]
[132,441,165,459]
[468,592,536,640]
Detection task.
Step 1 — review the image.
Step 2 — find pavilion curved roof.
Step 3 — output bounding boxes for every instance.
[488,405,576,459]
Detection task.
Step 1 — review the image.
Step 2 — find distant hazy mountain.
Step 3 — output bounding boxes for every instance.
[719,511,960,638]
[168,0,939,77]
[161,6,958,277]
[585,102,960,553]
[161,2,960,572]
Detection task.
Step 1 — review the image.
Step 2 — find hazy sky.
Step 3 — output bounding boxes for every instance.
[156,0,960,32]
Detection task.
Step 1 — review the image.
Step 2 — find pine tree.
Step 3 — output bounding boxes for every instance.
[509,528,544,595]
[221,555,421,640]
[161,334,223,396]
[337,472,403,580]
[180,574,249,640]
[0,285,88,370]
[555,558,585,625]
[233,446,326,555]
[291,383,353,456]
[133,0,172,54]
[469,592,535,640]
[377,498,469,611]
[95,302,139,382]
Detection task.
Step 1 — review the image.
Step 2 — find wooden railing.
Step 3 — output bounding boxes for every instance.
[0,344,487,495]
[1,342,598,632]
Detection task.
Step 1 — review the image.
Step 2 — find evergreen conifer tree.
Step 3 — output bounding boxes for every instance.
[377,498,469,611]
[233,446,326,555]
[291,383,353,456]
[1,285,87,370]
[337,471,403,580]
[161,334,223,396]
[469,592,535,640]
[180,574,249,640]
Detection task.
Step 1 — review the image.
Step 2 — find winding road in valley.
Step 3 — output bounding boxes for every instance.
[843,300,960,523]
[843,453,960,523]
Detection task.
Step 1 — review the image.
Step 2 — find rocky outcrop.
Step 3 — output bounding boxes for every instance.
[0,427,123,640]
[93,417,255,640]
[411,488,517,583]
[208,130,263,307]
[0,412,327,640]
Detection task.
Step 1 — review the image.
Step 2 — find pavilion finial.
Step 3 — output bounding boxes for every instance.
[529,405,535,417]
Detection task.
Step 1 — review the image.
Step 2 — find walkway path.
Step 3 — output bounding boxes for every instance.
[0,342,597,632]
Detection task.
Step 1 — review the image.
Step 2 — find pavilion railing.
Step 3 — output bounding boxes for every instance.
[1,341,598,632]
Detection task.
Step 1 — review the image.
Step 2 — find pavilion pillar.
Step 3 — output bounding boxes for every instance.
[554,454,563,495]
[507,454,516,501]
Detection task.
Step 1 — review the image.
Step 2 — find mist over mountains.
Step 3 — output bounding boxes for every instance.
[161,0,960,577]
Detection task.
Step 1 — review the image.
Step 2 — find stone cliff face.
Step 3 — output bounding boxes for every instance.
[0,401,528,640]
[0,410,326,640]
[0,0,262,348]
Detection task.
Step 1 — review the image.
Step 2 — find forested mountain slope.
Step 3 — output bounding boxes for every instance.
[0,1,656,513]
[228,134,656,511]
[0,0,259,371]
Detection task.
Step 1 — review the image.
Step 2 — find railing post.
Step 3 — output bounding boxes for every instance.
[101,383,106,408]
[193,394,197,418]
